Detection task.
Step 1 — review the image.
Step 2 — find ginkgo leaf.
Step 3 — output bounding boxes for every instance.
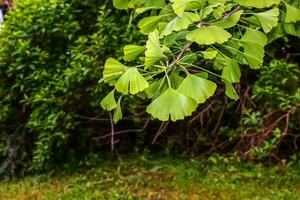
[253,8,280,33]
[113,97,123,123]
[113,0,129,9]
[213,5,225,19]
[138,15,166,35]
[237,0,281,8]
[177,74,217,103]
[222,59,241,83]
[146,78,168,98]
[186,26,232,45]
[240,29,267,69]
[145,30,164,68]
[161,12,200,36]
[285,3,300,23]
[134,0,166,12]
[146,88,198,121]
[213,10,244,28]
[100,90,117,111]
[224,81,239,100]
[202,48,218,59]
[115,68,149,95]
[207,0,226,6]
[123,45,146,61]
[103,58,128,85]
[170,0,204,17]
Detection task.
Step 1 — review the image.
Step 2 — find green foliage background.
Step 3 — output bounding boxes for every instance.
[0,0,142,174]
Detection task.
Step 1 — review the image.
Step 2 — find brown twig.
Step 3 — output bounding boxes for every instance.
[109,112,115,151]
[223,5,241,19]
[152,121,170,144]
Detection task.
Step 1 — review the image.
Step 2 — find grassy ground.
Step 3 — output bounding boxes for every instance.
[1,155,300,200]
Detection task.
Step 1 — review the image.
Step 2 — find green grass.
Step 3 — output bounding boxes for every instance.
[1,156,300,200]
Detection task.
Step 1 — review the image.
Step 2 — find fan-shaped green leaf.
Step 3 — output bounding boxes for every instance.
[202,49,218,59]
[138,15,166,35]
[253,8,279,33]
[240,29,267,69]
[177,74,217,103]
[100,90,117,111]
[186,26,232,45]
[224,81,239,100]
[115,68,149,95]
[103,58,128,85]
[145,30,164,68]
[213,10,244,28]
[146,88,198,121]
[208,0,226,6]
[123,45,146,61]
[161,12,200,36]
[170,0,205,17]
[221,59,241,83]
[237,0,281,8]
[113,0,129,9]
[285,3,300,23]
[133,0,166,13]
[113,97,123,123]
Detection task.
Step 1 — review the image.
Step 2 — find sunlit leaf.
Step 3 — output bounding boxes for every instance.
[177,74,217,103]
[224,81,239,100]
[100,90,117,111]
[113,0,129,9]
[253,8,280,33]
[186,26,232,45]
[138,15,166,35]
[222,59,241,83]
[202,49,218,59]
[146,88,198,121]
[237,0,281,8]
[240,29,267,69]
[285,3,300,23]
[103,58,128,85]
[161,12,200,36]
[170,0,205,17]
[123,45,146,61]
[113,97,123,123]
[213,10,244,28]
[115,68,149,94]
[145,30,164,68]
[135,0,166,12]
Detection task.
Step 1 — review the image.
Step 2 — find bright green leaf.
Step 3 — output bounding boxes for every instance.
[100,90,117,111]
[213,10,244,28]
[177,74,217,103]
[145,30,164,68]
[146,88,198,121]
[115,68,149,94]
[170,0,205,17]
[224,81,239,100]
[253,8,280,33]
[123,45,146,61]
[186,26,232,45]
[237,0,281,8]
[240,29,267,69]
[222,59,241,83]
[103,58,128,85]
[113,97,123,123]
[113,0,129,9]
[202,49,218,59]
[138,15,166,35]
[285,3,300,23]
[161,12,200,36]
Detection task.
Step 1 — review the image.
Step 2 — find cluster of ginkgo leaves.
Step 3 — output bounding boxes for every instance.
[100,0,300,123]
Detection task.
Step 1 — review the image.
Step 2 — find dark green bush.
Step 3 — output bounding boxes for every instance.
[0,0,141,175]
